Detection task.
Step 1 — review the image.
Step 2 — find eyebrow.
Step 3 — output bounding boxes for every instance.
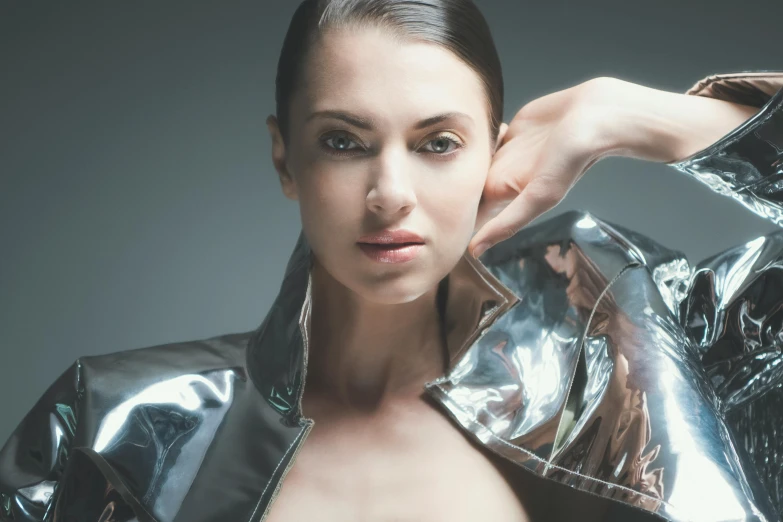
[305,110,474,130]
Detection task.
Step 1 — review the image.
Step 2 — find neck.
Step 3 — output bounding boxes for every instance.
[304,257,448,413]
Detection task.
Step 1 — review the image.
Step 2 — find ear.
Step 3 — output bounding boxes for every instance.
[266,114,299,201]
[493,122,509,154]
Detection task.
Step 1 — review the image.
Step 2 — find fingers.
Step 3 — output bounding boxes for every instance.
[471,140,596,258]
[484,139,528,200]
[470,83,594,259]
[484,133,547,201]
[471,144,553,258]
[469,178,566,258]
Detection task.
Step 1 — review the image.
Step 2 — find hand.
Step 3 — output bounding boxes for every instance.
[468,77,618,258]
[468,77,760,258]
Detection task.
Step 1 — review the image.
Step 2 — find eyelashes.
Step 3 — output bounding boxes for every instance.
[318,130,464,159]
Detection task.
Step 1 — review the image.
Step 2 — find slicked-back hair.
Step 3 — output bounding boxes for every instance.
[274,0,504,148]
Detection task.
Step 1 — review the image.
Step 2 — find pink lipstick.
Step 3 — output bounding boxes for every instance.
[357,229,425,264]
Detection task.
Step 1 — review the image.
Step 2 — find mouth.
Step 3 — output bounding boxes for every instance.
[358,241,423,247]
[356,242,424,263]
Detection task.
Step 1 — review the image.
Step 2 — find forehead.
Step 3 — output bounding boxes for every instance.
[295,26,489,128]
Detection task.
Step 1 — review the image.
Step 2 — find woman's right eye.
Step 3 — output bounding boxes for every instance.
[320,132,363,155]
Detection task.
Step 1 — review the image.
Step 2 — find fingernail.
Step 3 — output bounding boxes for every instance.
[472,242,490,258]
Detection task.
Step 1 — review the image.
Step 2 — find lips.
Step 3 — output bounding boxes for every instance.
[357,229,425,245]
[356,229,425,263]
[357,242,423,263]
[360,241,421,247]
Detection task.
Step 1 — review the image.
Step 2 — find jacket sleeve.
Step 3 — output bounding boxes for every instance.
[666,71,783,226]
[0,360,85,522]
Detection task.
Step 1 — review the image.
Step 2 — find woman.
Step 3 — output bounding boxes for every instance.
[1,0,781,521]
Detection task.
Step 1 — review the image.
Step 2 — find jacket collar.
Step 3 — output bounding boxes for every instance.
[245,228,520,424]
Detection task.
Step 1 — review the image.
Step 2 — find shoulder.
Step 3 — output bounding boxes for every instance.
[75,329,255,387]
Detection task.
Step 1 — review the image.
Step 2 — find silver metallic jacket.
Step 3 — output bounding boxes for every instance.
[2,71,783,522]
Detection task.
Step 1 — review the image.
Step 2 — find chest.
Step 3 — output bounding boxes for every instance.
[262,396,540,522]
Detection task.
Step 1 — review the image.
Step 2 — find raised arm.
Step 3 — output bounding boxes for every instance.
[468,70,783,257]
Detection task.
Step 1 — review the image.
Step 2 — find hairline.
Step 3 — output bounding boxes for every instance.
[300,22,496,148]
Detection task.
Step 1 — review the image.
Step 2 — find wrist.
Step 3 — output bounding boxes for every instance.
[589,80,687,163]
[592,80,760,164]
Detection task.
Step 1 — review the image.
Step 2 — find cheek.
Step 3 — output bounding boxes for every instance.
[295,166,363,248]
[425,163,488,241]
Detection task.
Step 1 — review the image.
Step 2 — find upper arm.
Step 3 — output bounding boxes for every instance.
[0,360,84,522]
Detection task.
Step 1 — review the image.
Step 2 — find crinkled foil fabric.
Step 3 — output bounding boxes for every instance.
[673,82,783,518]
[427,210,782,521]
[426,86,783,521]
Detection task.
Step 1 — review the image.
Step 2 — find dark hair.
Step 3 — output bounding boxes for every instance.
[274,0,504,148]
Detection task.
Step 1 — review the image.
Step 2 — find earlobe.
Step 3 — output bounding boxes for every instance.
[494,122,509,153]
[266,115,299,201]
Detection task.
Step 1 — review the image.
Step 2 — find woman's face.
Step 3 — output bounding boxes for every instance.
[268,26,505,305]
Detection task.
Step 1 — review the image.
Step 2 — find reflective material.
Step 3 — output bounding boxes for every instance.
[668,76,783,226]
[668,73,783,519]
[1,71,783,522]
[678,232,783,517]
[683,71,783,106]
[428,211,779,521]
[1,336,309,522]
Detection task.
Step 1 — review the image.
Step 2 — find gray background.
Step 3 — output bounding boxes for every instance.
[1,1,780,441]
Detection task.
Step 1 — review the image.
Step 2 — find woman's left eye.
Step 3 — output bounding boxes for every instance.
[421,134,463,155]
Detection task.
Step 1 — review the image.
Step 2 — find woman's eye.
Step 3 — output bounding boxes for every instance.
[321,132,362,154]
[319,131,463,157]
[421,134,463,155]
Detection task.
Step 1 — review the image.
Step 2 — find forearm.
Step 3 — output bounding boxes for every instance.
[596,78,761,164]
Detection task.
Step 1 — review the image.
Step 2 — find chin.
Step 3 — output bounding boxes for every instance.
[351,271,438,305]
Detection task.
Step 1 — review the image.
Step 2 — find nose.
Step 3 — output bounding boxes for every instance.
[365,148,417,218]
